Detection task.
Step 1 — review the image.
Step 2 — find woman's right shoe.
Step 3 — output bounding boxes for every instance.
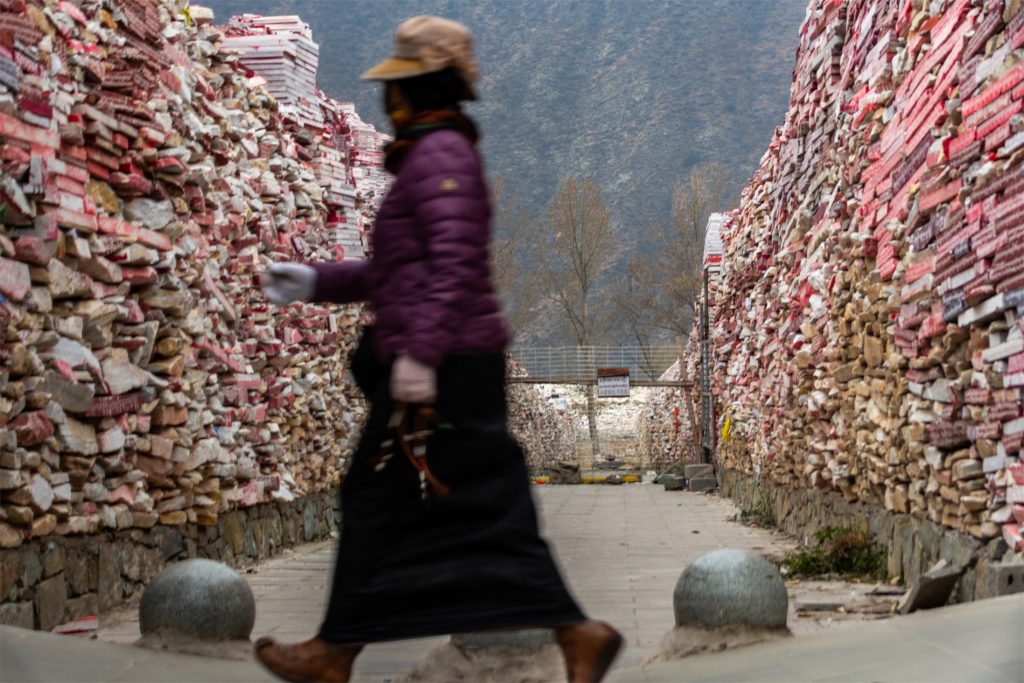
[555,620,625,683]
[254,636,362,683]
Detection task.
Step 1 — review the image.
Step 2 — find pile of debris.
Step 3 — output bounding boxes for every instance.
[637,360,699,469]
[219,13,391,259]
[506,360,578,468]
[0,1,392,547]
[221,14,323,129]
[689,0,1024,552]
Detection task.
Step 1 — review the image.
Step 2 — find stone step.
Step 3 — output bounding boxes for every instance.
[684,464,714,480]
[688,477,718,492]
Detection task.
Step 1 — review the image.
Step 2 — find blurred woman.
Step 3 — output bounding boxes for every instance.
[257,16,623,683]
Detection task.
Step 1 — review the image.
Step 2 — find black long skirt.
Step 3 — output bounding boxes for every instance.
[318,337,585,644]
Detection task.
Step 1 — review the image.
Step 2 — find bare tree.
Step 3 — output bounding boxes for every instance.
[608,259,661,380]
[539,177,615,459]
[659,162,729,336]
[490,173,543,338]
[628,162,730,340]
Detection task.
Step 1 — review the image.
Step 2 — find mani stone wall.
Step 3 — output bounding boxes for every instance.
[506,361,579,468]
[694,0,1024,561]
[0,1,379,552]
[0,0,381,626]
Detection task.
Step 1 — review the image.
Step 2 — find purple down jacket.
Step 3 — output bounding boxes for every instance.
[310,129,510,367]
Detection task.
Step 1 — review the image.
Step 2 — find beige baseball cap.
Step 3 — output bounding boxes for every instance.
[361,16,478,100]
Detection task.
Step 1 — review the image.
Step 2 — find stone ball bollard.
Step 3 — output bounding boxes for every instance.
[673,549,788,630]
[140,559,256,640]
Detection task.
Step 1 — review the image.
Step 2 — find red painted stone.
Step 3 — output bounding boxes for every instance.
[121,266,157,285]
[107,484,135,506]
[47,206,97,232]
[14,235,57,265]
[919,177,962,213]
[0,112,59,148]
[0,258,31,300]
[10,411,54,446]
[137,227,170,251]
[84,392,146,417]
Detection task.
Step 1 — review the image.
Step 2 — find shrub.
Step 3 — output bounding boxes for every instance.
[739,484,775,528]
[782,526,886,580]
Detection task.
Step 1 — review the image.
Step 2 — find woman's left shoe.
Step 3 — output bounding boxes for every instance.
[254,636,362,683]
[555,620,625,683]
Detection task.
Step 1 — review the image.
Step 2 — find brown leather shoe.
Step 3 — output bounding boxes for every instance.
[555,620,624,683]
[254,636,362,683]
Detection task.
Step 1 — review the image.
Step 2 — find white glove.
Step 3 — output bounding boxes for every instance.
[263,263,316,305]
[391,354,437,404]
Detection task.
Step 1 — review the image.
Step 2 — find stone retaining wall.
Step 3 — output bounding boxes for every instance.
[718,468,1013,604]
[0,489,337,631]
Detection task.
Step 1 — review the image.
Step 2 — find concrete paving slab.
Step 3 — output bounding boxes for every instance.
[0,625,275,683]
[607,594,1024,683]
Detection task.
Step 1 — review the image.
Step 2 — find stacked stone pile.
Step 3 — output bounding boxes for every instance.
[532,383,648,466]
[637,360,699,469]
[221,15,390,260]
[343,104,391,206]
[0,0,398,549]
[587,392,648,465]
[221,14,321,129]
[685,0,1024,554]
[506,359,578,467]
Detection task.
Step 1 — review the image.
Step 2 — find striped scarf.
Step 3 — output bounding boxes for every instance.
[384,109,479,174]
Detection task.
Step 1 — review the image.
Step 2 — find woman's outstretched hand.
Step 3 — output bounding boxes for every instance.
[263,263,316,305]
[391,354,437,404]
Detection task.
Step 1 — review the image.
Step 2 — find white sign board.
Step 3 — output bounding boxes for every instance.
[597,375,630,398]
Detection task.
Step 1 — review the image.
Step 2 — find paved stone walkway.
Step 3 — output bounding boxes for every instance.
[99,486,795,680]
[607,593,1024,682]
[6,594,1021,682]
[5,485,1021,682]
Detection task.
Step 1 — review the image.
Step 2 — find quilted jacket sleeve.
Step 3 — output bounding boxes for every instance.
[402,131,490,366]
[309,261,371,304]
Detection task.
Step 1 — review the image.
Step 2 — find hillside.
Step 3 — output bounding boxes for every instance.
[203,0,806,237]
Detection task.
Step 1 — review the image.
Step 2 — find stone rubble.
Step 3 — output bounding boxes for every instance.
[0,0,395,549]
[637,359,700,469]
[681,0,1024,556]
[506,359,578,468]
[219,13,392,259]
[525,382,649,467]
[585,391,649,464]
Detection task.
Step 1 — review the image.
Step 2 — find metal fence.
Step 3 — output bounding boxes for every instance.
[509,346,679,382]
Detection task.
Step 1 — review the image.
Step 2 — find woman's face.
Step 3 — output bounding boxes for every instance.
[384,82,412,126]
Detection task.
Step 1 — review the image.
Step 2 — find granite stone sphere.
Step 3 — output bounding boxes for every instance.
[140,559,256,640]
[673,549,788,630]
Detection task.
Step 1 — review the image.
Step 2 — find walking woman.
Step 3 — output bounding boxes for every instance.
[256,16,623,683]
